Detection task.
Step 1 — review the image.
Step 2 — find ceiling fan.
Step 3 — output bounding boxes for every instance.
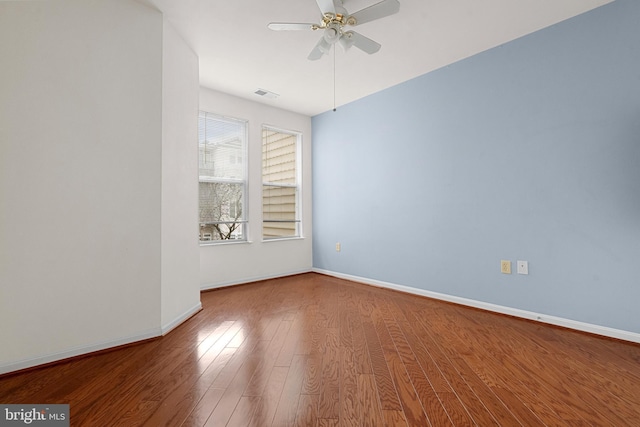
[268,0,400,60]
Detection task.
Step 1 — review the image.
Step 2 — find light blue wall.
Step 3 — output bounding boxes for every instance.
[312,0,640,334]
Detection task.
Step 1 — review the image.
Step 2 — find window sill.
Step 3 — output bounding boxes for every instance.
[199,239,251,247]
[262,236,305,243]
[199,236,306,246]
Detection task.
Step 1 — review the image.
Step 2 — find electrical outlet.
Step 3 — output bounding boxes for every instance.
[517,260,528,275]
[501,260,511,274]
[335,242,341,252]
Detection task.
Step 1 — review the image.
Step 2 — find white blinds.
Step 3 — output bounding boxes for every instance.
[262,127,300,239]
[199,111,246,181]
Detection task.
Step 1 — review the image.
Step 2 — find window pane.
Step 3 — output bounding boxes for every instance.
[263,185,298,239]
[199,115,246,180]
[262,126,300,240]
[262,129,296,185]
[199,111,247,243]
[263,222,297,239]
[263,185,296,222]
[199,182,244,241]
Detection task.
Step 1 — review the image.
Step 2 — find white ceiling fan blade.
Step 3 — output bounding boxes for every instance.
[345,31,381,54]
[349,0,400,26]
[315,0,336,16]
[308,37,331,60]
[268,22,317,31]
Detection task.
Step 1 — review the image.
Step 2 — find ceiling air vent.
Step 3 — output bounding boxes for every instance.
[254,88,279,99]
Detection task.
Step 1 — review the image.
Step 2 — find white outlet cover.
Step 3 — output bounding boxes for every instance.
[517,260,528,275]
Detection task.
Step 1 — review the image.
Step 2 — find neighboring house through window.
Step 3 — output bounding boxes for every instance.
[262,126,301,239]
[198,111,247,242]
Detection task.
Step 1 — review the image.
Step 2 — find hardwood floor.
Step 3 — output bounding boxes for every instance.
[1,273,639,426]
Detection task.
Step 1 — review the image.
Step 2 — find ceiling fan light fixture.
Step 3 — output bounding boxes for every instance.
[323,23,341,44]
[339,33,354,51]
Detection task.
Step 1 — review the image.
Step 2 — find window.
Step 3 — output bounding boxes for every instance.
[262,126,301,239]
[199,111,247,242]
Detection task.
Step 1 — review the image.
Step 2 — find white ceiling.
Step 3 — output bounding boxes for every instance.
[143,0,612,116]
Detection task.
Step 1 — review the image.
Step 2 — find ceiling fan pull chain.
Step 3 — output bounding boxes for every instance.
[333,46,337,112]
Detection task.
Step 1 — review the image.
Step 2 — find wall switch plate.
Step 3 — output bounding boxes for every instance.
[335,242,341,252]
[517,260,528,275]
[501,260,511,274]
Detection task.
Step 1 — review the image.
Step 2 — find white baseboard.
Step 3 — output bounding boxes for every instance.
[313,268,640,344]
[1,302,204,376]
[161,302,203,335]
[0,328,162,376]
[201,268,313,291]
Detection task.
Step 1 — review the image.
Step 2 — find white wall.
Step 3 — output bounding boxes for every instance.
[0,0,201,374]
[161,20,201,331]
[199,89,313,288]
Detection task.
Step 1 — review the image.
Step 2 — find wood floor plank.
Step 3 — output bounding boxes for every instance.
[226,395,261,427]
[501,324,640,424]
[384,349,431,427]
[433,313,565,426]
[317,328,341,420]
[72,345,189,426]
[416,308,523,426]
[247,365,289,427]
[275,316,303,367]
[360,316,403,411]
[293,304,318,356]
[436,391,478,427]
[294,393,318,427]
[446,354,524,426]
[474,326,624,426]
[383,303,454,426]
[371,305,431,426]
[450,331,557,426]
[203,356,261,427]
[423,302,592,425]
[358,374,386,427]
[271,354,307,426]
[125,321,243,423]
[2,273,639,426]
[383,409,409,426]
[340,347,361,426]
[143,346,238,426]
[300,355,323,395]
[181,387,225,427]
[317,419,339,427]
[478,312,640,422]
[405,309,501,426]
[25,340,162,407]
[349,309,374,375]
